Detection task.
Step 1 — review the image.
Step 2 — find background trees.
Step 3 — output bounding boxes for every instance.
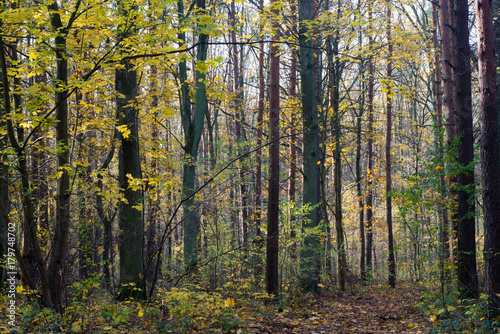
[0,0,498,325]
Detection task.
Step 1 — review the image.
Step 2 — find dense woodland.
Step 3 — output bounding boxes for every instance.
[1,0,500,332]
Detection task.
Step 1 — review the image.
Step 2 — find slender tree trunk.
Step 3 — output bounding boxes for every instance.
[230,0,249,244]
[289,0,298,256]
[254,7,264,239]
[440,0,455,278]
[0,13,51,308]
[385,0,396,288]
[266,0,280,296]
[432,0,450,294]
[299,0,319,292]
[454,0,479,299]
[366,0,375,280]
[0,36,7,290]
[331,35,346,292]
[477,0,500,317]
[356,60,366,282]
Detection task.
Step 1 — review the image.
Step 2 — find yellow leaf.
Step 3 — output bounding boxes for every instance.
[16,286,24,293]
[117,124,131,139]
[224,298,235,307]
[138,310,144,317]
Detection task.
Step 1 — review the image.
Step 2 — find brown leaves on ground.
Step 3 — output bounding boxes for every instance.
[238,284,431,334]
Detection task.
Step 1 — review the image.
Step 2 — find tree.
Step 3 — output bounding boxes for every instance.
[266,0,280,296]
[180,0,208,272]
[477,0,500,317]
[385,0,396,288]
[366,0,375,279]
[115,1,143,301]
[298,0,319,292]
[454,0,479,299]
[432,0,450,291]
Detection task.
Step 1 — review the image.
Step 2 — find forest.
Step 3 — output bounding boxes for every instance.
[0,0,500,332]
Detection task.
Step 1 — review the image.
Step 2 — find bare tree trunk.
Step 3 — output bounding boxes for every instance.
[454,0,478,299]
[115,1,143,300]
[180,0,208,272]
[266,0,280,296]
[439,0,455,278]
[385,0,396,288]
[47,0,76,310]
[477,0,500,317]
[365,0,375,280]
[299,0,319,292]
[289,0,298,257]
[432,0,450,295]
[230,0,249,244]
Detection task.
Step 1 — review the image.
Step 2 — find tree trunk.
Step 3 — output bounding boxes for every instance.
[230,0,249,244]
[299,0,319,292]
[289,0,298,257]
[115,57,143,300]
[385,0,396,288]
[454,0,479,299]
[440,0,455,279]
[330,34,346,291]
[115,2,143,299]
[477,0,500,317]
[432,0,450,294]
[47,1,73,310]
[266,0,280,296]
[180,0,208,272]
[366,0,375,280]
[356,62,366,282]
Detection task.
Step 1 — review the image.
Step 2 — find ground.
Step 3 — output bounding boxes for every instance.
[236,284,430,334]
[1,283,433,333]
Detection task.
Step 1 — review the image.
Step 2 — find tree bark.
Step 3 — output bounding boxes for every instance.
[477,0,500,317]
[299,0,319,292]
[385,0,396,288]
[115,2,144,300]
[366,0,375,279]
[454,0,479,299]
[432,0,450,293]
[47,0,75,310]
[230,0,249,244]
[266,0,280,296]
[180,0,208,272]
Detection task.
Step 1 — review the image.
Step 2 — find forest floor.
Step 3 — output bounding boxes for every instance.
[234,284,431,334]
[1,283,434,333]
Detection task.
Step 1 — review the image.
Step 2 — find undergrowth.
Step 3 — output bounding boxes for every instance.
[417,287,500,333]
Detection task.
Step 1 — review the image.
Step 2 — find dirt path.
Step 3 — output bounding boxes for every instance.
[239,285,431,334]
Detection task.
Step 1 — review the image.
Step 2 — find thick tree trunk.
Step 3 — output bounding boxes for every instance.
[47,1,73,310]
[115,57,143,300]
[180,0,208,272]
[266,0,280,296]
[115,2,143,300]
[454,0,479,299]
[385,0,396,288]
[299,0,319,292]
[477,0,500,317]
